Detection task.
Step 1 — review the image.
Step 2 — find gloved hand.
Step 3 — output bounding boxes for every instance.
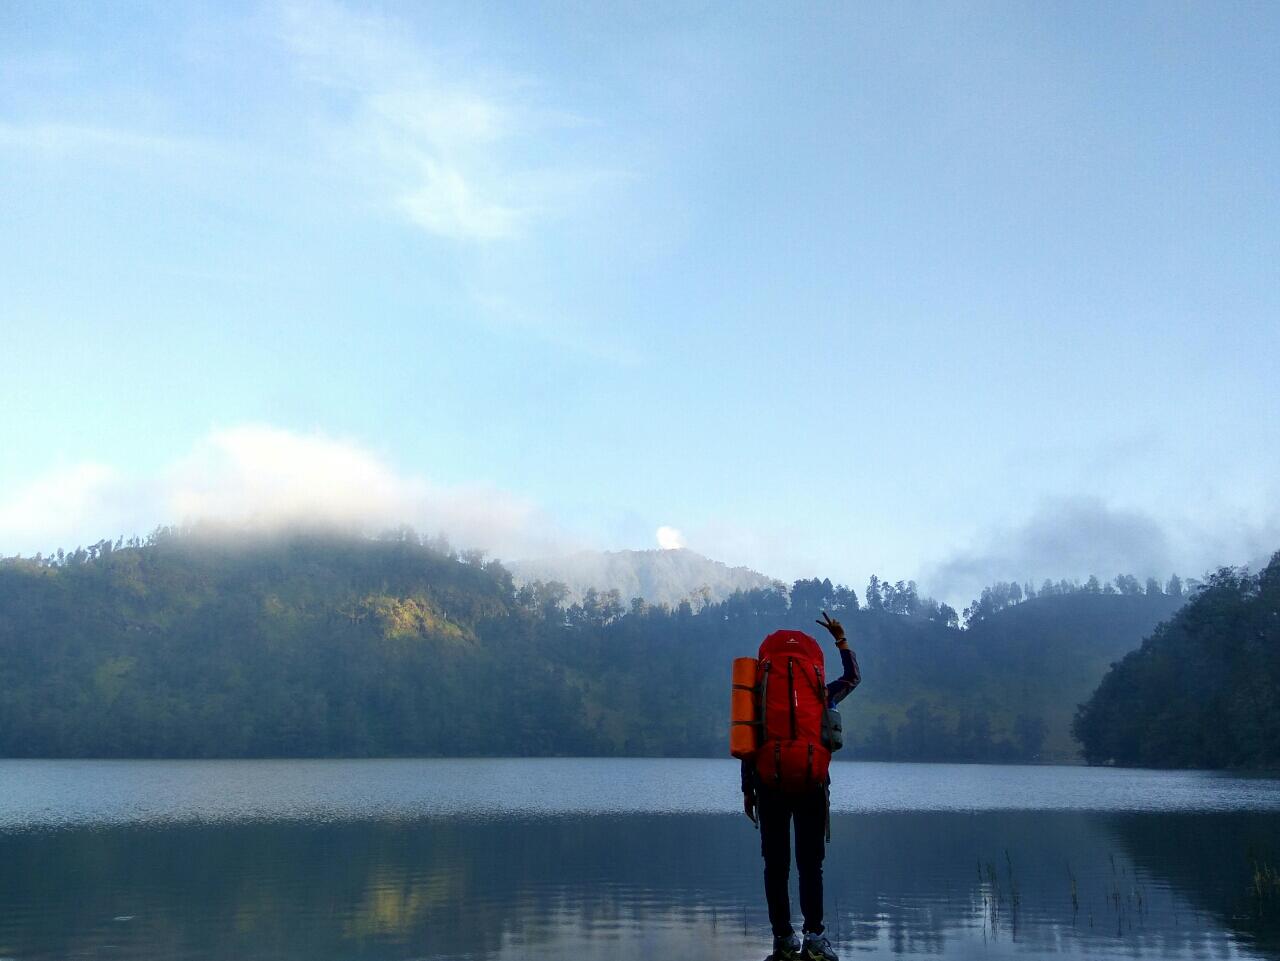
[816,610,848,648]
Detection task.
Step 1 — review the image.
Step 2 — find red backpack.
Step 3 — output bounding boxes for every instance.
[754,629,831,792]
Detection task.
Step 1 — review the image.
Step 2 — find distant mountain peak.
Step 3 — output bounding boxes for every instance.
[508,548,778,608]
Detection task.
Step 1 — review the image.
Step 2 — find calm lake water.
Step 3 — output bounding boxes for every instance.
[4,758,1280,960]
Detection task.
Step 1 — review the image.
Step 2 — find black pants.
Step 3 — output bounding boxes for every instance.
[757,782,827,938]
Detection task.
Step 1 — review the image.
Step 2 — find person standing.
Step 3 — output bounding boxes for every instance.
[743,612,861,961]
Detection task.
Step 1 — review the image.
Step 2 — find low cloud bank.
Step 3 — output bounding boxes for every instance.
[923,496,1280,607]
[0,425,566,560]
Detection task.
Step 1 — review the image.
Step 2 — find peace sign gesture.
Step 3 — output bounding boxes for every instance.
[815,610,846,643]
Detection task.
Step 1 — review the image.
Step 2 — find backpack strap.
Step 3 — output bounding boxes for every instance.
[808,662,827,707]
[824,783,831,844]
[787,658,797,739]
[759,660,771,743]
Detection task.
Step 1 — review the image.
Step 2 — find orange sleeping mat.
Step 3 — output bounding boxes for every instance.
[729,656,760,759]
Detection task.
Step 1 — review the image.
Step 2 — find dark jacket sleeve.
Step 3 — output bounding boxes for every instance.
[741,757,754,794]
[826,646,861,706]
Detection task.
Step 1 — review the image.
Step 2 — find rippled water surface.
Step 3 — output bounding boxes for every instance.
[4,759,1280,960]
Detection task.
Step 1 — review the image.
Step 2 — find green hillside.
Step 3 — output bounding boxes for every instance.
[960,591,1187,757]
[1074,554,1280,768]
[0,529,1185,760]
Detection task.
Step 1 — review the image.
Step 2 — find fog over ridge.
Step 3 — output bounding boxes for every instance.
[920,496,1280,606]
[0,425,572,563]
[3,425,1277,613]
[509,548,780,609]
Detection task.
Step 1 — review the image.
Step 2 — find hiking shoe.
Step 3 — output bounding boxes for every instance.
[803,931,838,961]
[769,932,802,960]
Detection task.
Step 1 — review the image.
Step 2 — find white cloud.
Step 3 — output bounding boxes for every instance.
[655,525,685,550]
[297,16,641,356]
[398,159,519,240]
[277,0,554,242]
[0,462,128,551]
[0,425,567,560]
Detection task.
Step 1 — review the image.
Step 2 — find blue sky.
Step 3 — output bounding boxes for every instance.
[2,1,1278,603]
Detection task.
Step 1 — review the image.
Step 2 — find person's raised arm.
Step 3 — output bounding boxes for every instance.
[816,610,861,705]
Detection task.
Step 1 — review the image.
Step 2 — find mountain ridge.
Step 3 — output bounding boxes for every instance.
[508,547,779,608]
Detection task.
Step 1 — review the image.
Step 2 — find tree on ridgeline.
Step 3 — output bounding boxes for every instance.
[865,575,883,611]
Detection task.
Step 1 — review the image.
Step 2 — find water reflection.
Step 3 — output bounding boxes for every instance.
[1107,812,1280,959]
[3,810,1279,960]
[6,759,1280,828]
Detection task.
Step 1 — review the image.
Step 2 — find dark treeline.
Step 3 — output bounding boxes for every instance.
[1073,553,1280,769]
[0,528,1183,760]
[964,573,1188,624]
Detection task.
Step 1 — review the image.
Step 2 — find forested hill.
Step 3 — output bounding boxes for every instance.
[1073,553,1280,769]
[0,530,1184,760]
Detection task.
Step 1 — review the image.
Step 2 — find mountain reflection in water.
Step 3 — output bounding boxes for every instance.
[4,808,1280,960]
